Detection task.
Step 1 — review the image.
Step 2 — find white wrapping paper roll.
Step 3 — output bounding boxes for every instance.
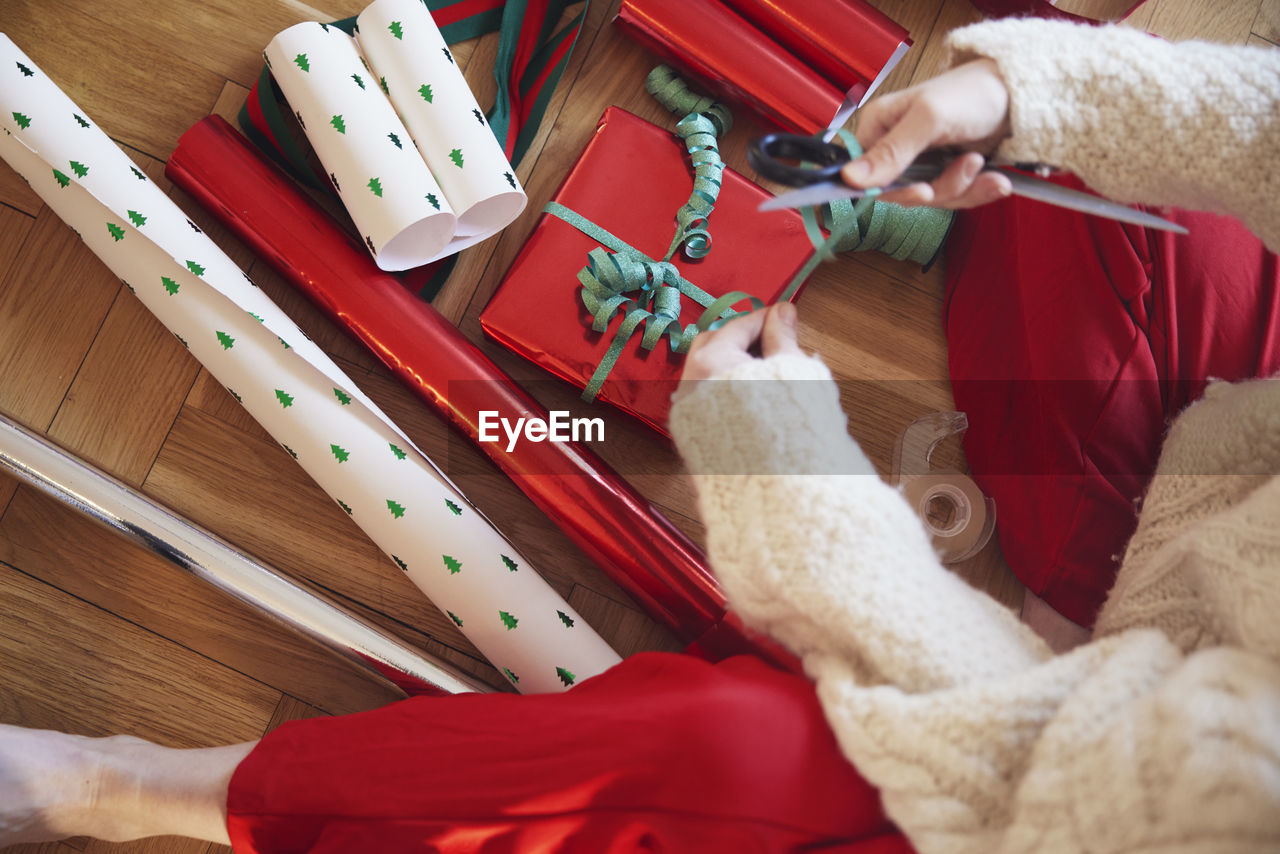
[265,22,458,268]
[356,0,526,237]
[263,0,528,270]
[0,34,619,693]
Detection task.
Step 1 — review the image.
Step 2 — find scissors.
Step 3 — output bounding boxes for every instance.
[748,133,1188,234]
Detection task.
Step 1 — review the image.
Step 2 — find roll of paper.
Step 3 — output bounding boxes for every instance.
[0,34,618,694]
[263,0,527,270]
[614,0,846,135]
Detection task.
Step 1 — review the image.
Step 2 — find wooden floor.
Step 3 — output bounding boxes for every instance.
[0,1,1272,851]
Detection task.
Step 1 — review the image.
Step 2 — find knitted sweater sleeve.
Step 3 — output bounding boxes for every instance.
[670,356,1280,853]
[946,19,1280,251]
[668,353,1050,693]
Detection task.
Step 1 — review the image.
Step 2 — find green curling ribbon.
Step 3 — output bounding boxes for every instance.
[646,65,732,137]
[545,201,762,403]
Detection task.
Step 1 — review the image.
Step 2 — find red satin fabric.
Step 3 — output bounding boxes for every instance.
[166,117,796,666]
[614,0,845,135]
[719,0,909,94]
[944,175,1280,626]
[227,653,912,853]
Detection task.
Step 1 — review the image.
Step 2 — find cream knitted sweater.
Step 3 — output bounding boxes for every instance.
[669,21,1280,854]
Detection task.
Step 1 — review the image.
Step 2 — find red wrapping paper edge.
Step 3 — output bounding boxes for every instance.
[615,0,844,135]
[720,0,910,94]
[165,116,798,672]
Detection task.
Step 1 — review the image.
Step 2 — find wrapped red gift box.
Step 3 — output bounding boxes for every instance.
[614,0,910,135]
[480,106,817,436]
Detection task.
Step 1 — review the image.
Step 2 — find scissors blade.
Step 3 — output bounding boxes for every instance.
[758,183,869,212]
[759,170,1189,234]
[1002,172,1188,233]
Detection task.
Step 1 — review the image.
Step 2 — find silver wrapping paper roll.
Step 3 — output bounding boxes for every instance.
[0,413,491,697]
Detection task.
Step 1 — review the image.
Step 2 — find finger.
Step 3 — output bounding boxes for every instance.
[687,307,768,359]
[852,91,909,153]
[760,303,802,359]
[949,170,1013,209]
[924,152,985,206]
[842,99,939,189]
[872,181,934,207]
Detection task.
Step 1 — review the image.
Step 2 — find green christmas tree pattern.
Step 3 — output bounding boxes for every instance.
[448,610,464,627]
[130,166,147,181]
[106,222,125,241]
[387,499,406,519]
[11,112,30,130]
[499,610,518,630]
[227,388,241,402]
[73,113,90,128]
[503,668,519,684]
[275,389,294,408]
[556,667,576,686]
[161,276,179,295]
[388,132,402,149]
[473,108,484,125]
[504,171,516,189]
[418,83,433,103]
[557,610,575,628]
[443,555,462,574]
[294,53,310,72]
[69,160,88,178]
[368,177,383,197]
[16,62,34,77]
[389,443,407,460]
[337,498,353,514]
[351,73,365,89]
[379,76,389,95]
[392,555,408,571]
[127,210,146,227]
[425,193,440,210]
[501,555,518,572]
[442,47,454,64]
[330,443,349,462]
[445,498,462,516]
[216,331,235,350]
[333,387,352,405]
[449,148,464,168]
[186,260,205,276]
[389,20,404,38]
[52,168,69,188]
[330,114,346,134]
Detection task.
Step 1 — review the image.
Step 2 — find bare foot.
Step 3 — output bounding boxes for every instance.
[0,723,120,845]
[0,723,252,846]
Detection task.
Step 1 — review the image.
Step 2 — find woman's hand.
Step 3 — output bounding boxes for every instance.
[843,58,1014,209]
[672,303,801,403]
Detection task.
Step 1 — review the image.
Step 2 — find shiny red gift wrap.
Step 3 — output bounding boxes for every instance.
[719,0,910,97]
[166,116,796,668]
[614,0,845,135]
[479,106,817,437]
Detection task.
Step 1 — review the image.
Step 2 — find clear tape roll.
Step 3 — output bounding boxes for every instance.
[892,412,996,563]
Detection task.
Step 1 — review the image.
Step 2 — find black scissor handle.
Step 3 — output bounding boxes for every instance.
[748,133,850,187]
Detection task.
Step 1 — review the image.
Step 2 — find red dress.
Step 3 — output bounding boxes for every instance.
[945,175,1280,626]
[227,653,914,853]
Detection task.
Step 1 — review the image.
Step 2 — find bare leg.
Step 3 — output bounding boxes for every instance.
[0,723,254,847]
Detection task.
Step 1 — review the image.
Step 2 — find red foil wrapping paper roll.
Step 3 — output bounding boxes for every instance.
[166,116,795,669]
[719,0,910,97]
[615,0,845,135]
